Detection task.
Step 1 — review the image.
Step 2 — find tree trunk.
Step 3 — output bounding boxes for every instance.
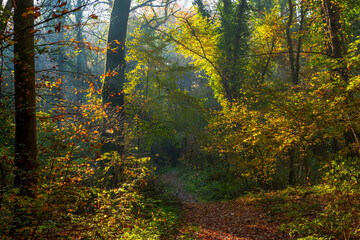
[286,0,298,86]
[286,0,306,86]
[321,0,359,156]
[14,0,37,197]
[100,0,131,188]
[220,0,235,103]
[101,0,131,154]
[193,0,211,19]
[13,0,37,235]
[75,0,86,103]
[0,0,13,36]
[321,0,344,60]
[0,0,13,98]
[219,0,248,104]
[321,0,348,82]
[288,148,296,185]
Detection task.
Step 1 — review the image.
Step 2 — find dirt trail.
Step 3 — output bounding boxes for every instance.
[159,171,288,240]
[159,171,197,204]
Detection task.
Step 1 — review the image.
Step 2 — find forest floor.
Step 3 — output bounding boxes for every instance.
[159,171,289,240]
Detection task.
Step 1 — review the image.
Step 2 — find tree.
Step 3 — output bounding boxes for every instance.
[12,0,38,235]
[0,0,12,36]
[321,0,359,156]
[219,0,249,103]
[0,0,13,98]
[102,0,132,153]
[285,0,307,185]
[193,0,211,18]
[13,0,37,197]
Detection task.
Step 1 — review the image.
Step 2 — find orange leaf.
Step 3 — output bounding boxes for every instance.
[30,28,40,34]
[34,11,41,19]
[55,22,62,32]
[59,2,67,7]
[89,14,98,19]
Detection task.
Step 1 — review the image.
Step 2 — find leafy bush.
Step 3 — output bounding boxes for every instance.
[181,167,250,201]
[0,150,183,239]
[255,183,360,239]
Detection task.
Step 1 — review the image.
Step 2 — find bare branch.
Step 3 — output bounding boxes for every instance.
[144,15,224,80]
[0,1,95,44]
[130,0,177,13]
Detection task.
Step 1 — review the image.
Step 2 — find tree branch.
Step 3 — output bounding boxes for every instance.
[0,1,94,44]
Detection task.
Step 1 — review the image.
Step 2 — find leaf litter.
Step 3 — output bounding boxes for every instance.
[159,171,289,239]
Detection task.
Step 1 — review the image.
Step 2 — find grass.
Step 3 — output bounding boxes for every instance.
[179,167,252,202]
[252,185,360,239]
[177,164,360,239]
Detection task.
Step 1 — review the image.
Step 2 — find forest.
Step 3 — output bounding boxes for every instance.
[1,0,360,239]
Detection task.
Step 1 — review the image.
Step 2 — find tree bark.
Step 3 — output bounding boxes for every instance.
[101,0,131,153]
[14,0,37,196]
[220,0,235,103]
[321,0,359,156]
[193,0,211,19]
[0,0,13,98]
[219,0,248,104]
[286,0,298,86]
[0,0,13,36]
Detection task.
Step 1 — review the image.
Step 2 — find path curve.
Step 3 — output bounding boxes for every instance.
[159,171,288,239]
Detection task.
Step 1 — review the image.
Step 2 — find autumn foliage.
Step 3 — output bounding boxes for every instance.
[1,0,360,239]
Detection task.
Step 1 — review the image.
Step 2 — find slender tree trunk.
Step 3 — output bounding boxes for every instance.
[75,0,86,103]
[286,0,306,184]
[0,0,13,98]
[14,0,37,196]
[193,0,211,18]
[286,0,298,86]
[0,0,13,36]
[220,0,235,103]
[288,148,296,185]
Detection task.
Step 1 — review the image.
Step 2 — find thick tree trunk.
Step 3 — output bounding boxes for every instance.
[14,0,37,197]
[12,0,37,235]
[321,0,349,83]
[100,0,131,188]
[321,0,359,156]
[220,0,248,104]
[321,0,344,60]
[101,0,131,154]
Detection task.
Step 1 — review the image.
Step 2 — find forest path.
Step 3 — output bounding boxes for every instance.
[159,171,288,240]
[159,171,197,204]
